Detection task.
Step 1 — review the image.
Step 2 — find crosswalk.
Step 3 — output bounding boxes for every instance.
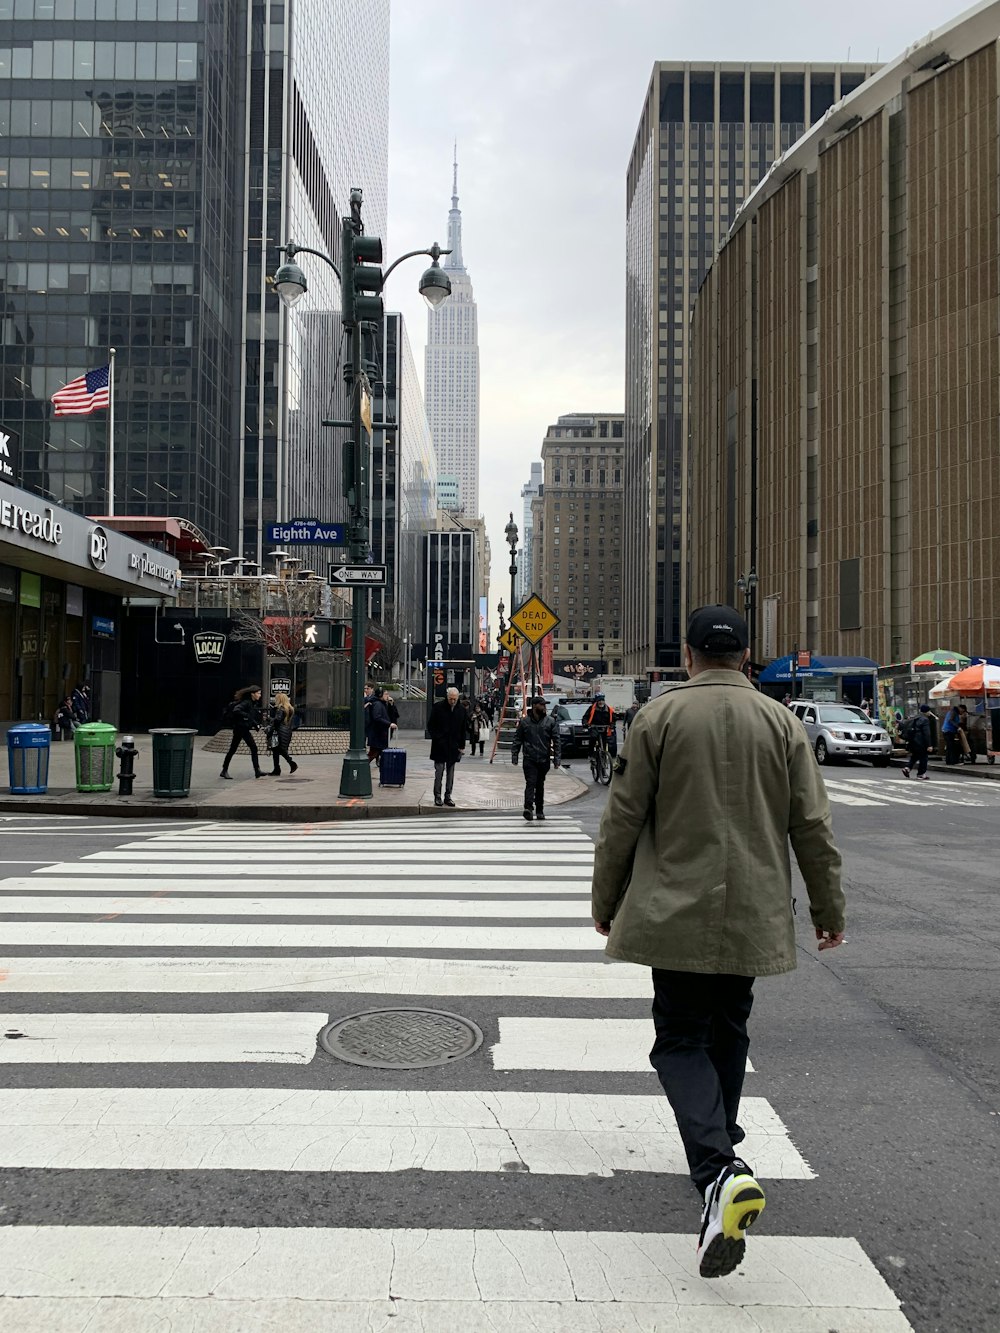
[0,814,912,1330]
[823,771,1000,808]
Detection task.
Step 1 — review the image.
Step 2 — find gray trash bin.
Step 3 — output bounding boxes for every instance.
[7,722,52,794]
[150,728,196,797]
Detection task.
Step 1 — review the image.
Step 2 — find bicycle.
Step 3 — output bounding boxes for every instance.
[589,727,613,786]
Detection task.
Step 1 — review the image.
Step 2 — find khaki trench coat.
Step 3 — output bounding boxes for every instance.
[591,671,845,977]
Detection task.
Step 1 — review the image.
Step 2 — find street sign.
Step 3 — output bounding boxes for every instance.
[498,626,521,654]
[329,563,387,586]
[510,593,560,646]
[267,518,345,545]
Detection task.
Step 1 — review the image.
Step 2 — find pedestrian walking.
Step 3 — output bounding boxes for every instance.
[469,702,489,756]
[511,696,561,821]
[623,701,639,736]
[900,703,933,780]
[267,691,298,776]
[590,604,844,1280]
[363,683,375,750]
[428,686,466,807]
[942,701,963,765]
[54,696,75,741]
[220,685,266,779]
[367,687,392,767]
[71,682,90,723]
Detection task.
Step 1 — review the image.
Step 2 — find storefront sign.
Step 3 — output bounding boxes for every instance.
[19,570,41,608]
[129,549,181,590]
[88,525,108,569]
[193,631,226,665]
[1,497,63,546]
[92,615,115,638]
[0,426,18,482]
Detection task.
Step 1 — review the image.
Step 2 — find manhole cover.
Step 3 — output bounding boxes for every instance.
[319,1007,484,1069]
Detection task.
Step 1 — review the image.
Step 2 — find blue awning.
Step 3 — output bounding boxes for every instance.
[758,654,878,684]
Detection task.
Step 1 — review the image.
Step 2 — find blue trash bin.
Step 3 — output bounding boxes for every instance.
[7,722,52,794]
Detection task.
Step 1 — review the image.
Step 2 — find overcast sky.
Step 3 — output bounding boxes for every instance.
[386,0,958,621]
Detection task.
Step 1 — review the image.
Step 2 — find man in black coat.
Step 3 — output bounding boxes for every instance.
[428,686,466,807]
[512,696,562,821]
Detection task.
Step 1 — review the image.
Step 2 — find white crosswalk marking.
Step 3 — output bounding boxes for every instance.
[0,813,913,1329]
[823,773,1000,808]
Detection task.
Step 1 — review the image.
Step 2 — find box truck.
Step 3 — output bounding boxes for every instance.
[598,675,636,712]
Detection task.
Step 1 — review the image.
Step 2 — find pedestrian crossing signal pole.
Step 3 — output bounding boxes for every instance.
[274,192,453,797]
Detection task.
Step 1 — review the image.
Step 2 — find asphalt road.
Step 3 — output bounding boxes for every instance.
[0,766,998,1330]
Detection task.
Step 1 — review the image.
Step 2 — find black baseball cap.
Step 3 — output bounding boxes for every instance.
[686,604,749,653]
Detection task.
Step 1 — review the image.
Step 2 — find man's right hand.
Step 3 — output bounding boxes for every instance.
[816,928,845,951]
[511,756,518,765]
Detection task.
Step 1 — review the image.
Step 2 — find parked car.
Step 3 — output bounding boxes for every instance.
[788,701,892,767]
[551,700,593,758]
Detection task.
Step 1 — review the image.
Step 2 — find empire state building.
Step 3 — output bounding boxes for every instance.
[424,154,480,516]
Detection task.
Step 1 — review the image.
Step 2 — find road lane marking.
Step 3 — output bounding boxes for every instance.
[491,1017,754,1072]
[0,1012,327,1063]
[0,894,591,919]
[0,923,603,949]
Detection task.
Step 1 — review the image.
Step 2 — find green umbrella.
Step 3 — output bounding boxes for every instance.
[911,649,971,672]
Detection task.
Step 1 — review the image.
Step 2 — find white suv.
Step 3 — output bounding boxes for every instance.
[788,701,892,767]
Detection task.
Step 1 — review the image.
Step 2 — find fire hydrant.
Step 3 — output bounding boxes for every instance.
[116,735,138,796]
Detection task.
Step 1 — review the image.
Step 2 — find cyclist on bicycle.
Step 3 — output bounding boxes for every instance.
[584,693,618,757]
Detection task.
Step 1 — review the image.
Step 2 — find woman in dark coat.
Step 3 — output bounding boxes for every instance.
[268,691,298,775]
[220,685,266,779]
[366,686,392,767]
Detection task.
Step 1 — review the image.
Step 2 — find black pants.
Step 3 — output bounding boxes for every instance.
[271,740,295,773]
[650,969,755,1193]
[944,731,962,765]
[523,757,550,812]
[222,725,260,774]
[906,744,929,777]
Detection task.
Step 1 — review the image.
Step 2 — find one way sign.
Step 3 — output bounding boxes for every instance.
[329,563,387,587]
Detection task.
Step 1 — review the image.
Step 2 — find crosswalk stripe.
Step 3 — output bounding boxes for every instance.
[0,956,652,996]
[0,1012,328,1063]
[0,894,590,918]
[491,1017,755,1072]
[82,850,596,864]
[0,1089,802,1176]
[35,861,593,879]
[2,922,601,948]
[0,1227,913,1327]
[16,875,594,894]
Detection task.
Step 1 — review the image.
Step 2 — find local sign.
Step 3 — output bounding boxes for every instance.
[192,631,226,665]
[330,563,387,586]
[267,518,346,545]
[510,593,560,646]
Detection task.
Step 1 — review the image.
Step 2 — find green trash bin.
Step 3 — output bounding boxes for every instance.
[74,722,117,792]
[150,728,196,798]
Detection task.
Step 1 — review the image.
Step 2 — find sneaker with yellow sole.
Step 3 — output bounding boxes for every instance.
[696,1158,766,1279]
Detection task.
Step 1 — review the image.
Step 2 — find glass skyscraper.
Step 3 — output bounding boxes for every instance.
[622,62,876,675]
[0,0,388,558]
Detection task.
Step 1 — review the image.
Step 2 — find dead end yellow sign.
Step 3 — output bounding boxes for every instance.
[510,594,560,645]
[498,626,521,654]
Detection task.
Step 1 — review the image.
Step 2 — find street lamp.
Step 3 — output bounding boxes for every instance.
[598,635,606,675]
[273,188,452,798]
[737,568,759,660]
[497,598,506,638]
[505,512,519,616]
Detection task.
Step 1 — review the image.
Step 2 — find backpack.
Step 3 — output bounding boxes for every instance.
[221,699,237,728]
[899,716,917,743]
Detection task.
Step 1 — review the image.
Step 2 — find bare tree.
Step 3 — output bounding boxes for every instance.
[230,578,326,704]
[368,605,407,680]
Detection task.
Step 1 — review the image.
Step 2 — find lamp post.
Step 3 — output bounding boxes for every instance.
[274,188,451,798]
[497,599,506,638]
[736,568,759,662]
[598,635,606,676]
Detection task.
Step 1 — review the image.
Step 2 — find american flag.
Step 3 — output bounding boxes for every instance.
[51,364,111,417]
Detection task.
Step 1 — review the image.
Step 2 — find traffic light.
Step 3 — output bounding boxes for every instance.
[303,620,347,650]
[341,211,383,327]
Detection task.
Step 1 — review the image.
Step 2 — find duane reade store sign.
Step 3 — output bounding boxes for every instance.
[0,478,180,597]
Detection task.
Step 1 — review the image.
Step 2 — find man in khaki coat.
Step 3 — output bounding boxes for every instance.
[592,605,845,1280]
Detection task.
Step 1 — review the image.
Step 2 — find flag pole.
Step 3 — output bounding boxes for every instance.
[107,347,116,517]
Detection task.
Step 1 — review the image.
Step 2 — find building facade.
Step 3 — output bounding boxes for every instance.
[516,460,542,603]
[424,155,480,518]
[421,526,478,658]
[623,59,877,676]
[690,5,1000,666]
[0,0,389,562]
[535,413,624,676]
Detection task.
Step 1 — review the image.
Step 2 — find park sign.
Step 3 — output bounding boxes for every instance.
[266,517,345,545]
[510,593,560,646]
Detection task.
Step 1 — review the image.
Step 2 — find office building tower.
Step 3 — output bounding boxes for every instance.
[369,312,437,643]
[0,0,389,560]
[437,475,460,511]
[536,412,624,673]
[690,14,1000,667]
[517,460,542,602]
[623,60,877,675]
[422,526,479,656]
[424,152,480,517]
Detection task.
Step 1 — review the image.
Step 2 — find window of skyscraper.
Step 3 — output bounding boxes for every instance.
[660,73,684,123]
[689,76,713,122]
[750,76,774,123]
[841,73,866,95]
[779,75,804,124]
[719,74,743,123]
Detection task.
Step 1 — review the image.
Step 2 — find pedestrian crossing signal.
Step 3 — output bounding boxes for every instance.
[303,620,346,650]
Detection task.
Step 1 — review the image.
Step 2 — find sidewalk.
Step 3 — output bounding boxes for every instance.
[0,729,589,822]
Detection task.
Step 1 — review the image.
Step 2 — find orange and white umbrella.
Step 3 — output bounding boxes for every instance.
[929,662,1000,698]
